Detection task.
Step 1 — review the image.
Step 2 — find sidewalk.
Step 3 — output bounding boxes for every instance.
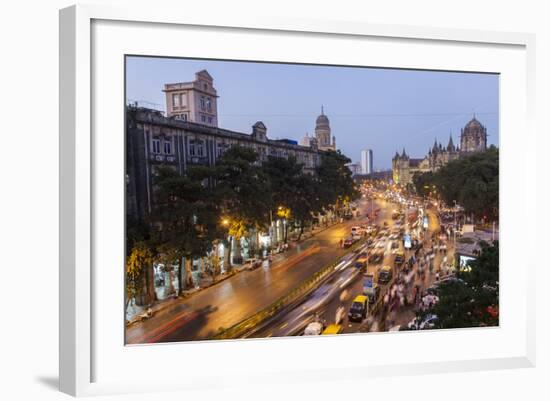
[190,219,341,290]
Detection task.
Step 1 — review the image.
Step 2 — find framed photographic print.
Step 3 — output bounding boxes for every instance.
[60,4,536,397]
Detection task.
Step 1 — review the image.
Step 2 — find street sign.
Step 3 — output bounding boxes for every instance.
[364,274,374,289]
[404,234,412,249]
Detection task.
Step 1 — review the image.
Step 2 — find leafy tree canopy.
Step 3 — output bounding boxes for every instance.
[413,146,499,220]
[422,241,499,329]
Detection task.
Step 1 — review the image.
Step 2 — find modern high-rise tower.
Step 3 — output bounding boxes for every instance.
[361,149,374,175]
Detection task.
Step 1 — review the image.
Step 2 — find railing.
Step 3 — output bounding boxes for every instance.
[212,238,367,340]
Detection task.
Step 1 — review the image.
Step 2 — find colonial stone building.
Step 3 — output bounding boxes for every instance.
[314,107,336,151]
[126,107,325,223]
[392,116,488,185]
[163,70,219,127]
[460,115,488,153]
[127,70,332,223]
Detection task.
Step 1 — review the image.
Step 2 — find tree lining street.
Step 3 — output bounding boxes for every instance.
[126,198,373,343]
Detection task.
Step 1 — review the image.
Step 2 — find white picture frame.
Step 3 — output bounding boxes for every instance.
[59,4,536,397]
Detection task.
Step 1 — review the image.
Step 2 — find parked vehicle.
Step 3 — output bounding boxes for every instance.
[408,314,438,330]
[137,307,154,322]
[244,258,262,270]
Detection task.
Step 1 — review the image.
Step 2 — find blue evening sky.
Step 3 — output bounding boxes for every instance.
[126,56,499,170]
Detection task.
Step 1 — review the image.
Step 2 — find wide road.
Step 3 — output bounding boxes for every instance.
[251,197,448,337]
[126,198,375,344]
[250,195,396,338]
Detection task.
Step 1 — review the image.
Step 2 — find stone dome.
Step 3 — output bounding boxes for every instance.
[316,113,330,127]
[464,117,483,130]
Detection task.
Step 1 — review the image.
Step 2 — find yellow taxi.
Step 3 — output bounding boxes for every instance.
[321,324,343,335]
[348,295,368,322]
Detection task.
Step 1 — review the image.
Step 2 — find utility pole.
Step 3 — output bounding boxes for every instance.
[269,209,273,249]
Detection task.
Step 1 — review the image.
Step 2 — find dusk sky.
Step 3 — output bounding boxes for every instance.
[126,56,499,170]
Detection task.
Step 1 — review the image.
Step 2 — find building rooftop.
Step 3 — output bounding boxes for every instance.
[129,106,320,154]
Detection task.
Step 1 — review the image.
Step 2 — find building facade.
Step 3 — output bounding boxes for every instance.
[126,107,324,223]
[299,132,312,147]
[346,162,361,176]
[392,116,488,185]
[163,70,219,127]
[361,149,374,175]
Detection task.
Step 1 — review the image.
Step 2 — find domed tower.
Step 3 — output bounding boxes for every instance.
[460,115,487,153]
[315,106,334,151]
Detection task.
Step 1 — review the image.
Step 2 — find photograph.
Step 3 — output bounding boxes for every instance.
[124,56,499,344]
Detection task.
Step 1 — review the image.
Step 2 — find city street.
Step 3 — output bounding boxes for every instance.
[250,194,448,338]
[126,197,378,344]
[127,182,455,343]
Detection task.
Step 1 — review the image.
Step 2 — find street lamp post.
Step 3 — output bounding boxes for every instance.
[269,209,273,249]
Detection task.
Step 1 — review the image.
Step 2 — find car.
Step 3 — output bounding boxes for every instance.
[304,321,324,336]
[368,251,383,264]
[377,265,393,284]
[322,324,344,335]
[363,283,380,305]
[408,314,438,330]
[433,276,465,288]
[348,295,368,322]
[394,252,405,265]
[244,258,262,270]
[354,256,368,270]
[343,237,355,248]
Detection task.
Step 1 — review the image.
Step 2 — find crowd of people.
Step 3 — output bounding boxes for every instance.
[373,227,453,330]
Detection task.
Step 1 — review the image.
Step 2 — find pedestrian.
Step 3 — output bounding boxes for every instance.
[435,272,440,281]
